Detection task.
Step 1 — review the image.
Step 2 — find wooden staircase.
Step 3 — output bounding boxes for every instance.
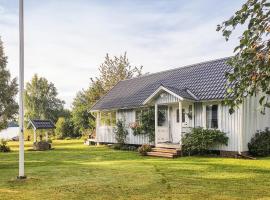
[146,147,181,158]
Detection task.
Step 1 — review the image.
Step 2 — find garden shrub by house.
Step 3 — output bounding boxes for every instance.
[138,144,152,156]
[248,128,270,156]
[182,127,228,156]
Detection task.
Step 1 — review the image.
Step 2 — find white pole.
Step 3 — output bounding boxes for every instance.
[18,0,26,179]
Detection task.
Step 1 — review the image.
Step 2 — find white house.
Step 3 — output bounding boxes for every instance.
[90,58,270,157]
[0,122,19,140]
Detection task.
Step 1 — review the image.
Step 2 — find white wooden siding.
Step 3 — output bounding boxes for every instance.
[242,96,270,151]
[218,104,242,152]
[194,102,242,152]
[96,109,152,145]
[156,92,179,104]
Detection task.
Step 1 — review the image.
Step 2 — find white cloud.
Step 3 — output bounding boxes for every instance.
[0,0,245,108]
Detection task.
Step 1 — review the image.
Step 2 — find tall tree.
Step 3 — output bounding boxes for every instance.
[71,52,143,134]
[97,52,143,92]
[0,37,18,131]
[24,74,64,122]
[72,79,104,134]
[217,0,270,113]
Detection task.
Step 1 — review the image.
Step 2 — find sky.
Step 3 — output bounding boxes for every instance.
[0,0,245,108]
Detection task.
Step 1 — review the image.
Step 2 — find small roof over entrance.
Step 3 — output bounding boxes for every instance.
[28,119,55,130]
[143,85,198,105]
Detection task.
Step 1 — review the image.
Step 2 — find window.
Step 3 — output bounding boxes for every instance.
[135,110,142,124]
[176,109,179,123]
[182,109,185,123]
[158,105,168,126]
[206,104,218,128]
[100,111,116,126]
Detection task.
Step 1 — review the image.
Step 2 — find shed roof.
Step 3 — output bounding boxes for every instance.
[28,119,56,130]
[91,57,231,111]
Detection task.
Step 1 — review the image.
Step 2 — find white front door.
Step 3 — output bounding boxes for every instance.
[169,103,193,143]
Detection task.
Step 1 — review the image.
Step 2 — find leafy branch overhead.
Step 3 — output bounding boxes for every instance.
[217,0,270,113]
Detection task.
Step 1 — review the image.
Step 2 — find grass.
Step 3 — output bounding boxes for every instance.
[1,140,270,200]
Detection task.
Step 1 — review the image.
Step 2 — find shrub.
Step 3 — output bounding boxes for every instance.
[113,120,128,144]
[109,144,137,151]
[182,127,229,156]
[138,144,152,156]
[55,117,80,139]
[248,128,270,156]
[0,139,11,152]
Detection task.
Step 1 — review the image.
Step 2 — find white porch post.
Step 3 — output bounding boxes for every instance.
[178,101,182,146]
[202,103,206,128]
[192,103,195,127]
[45,132,48,142]
[34,128,37,143]
[155,103,158,146]
[96,112,100,145]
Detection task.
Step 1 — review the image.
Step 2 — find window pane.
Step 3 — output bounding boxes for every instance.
[182,109,185,123]
[100,111,116,126]
[111,112,116,126]
[212,105,218,128]
[135,110,141,124]
[158,105,168,126]
[206,104,218,128]
[176,109,179,123]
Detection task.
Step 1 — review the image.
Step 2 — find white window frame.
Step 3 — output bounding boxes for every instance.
[202,102,221,129]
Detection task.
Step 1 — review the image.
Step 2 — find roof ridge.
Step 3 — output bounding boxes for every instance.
[119,56,231,83]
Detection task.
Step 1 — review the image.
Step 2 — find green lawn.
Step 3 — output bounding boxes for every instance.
[1,140,270,200]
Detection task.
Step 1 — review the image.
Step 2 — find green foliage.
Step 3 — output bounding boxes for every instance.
[182,127,229,155]
[113,120,128,144]
[130,107,155,142]
[248,127,270,156]
[24,74,65,122]
[71,80,104,135]
[0,139,11,152]
[217,0,270,113]
[0,37,18,131]
[71,53,143,136]
[55,117,79,139]
[109,144,137,151]
[96,52,143,92]
[138,144,152,156]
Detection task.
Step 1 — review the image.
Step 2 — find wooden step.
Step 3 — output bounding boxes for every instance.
[152,148,181,155]
[146,151,175,158]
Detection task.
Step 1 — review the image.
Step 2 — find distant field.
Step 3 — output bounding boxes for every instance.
[1,140,270,200]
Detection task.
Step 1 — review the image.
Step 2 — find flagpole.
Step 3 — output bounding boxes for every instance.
[18,0,26,179]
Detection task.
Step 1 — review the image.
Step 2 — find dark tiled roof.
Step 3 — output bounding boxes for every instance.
[28,119,56,129]
[163,86,198,101]
[8,121,19,127]
[91,57,231,111]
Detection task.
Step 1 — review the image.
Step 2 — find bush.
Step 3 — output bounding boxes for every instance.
[109,144,137,151]
[138,144,152,156]
[182,127,229,156]
[248,128,270,156]
[0,139,11,152]
[55,117,80,139]
[113,120,128,144]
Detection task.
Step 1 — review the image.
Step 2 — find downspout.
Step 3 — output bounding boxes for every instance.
[238,103,244,155]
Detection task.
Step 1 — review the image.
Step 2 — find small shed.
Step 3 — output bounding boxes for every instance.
[28,119,55,142]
